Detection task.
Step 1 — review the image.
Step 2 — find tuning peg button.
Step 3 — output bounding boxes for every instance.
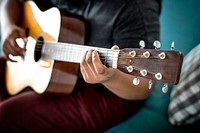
[153,40,161,49]
[148,79,153,89]
[171,41,175,50]
[129,51,136,57]
[139,40,145,49]
[127,65,134,73]
[140,69,147,76]
[133,77,140,86]
[155,73,162,80]
[143,51,150,58]
[162,83,168,93]
[158,52,166,59]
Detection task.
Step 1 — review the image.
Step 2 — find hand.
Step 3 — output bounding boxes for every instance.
[80,45,119,84]
[2,24,27,62]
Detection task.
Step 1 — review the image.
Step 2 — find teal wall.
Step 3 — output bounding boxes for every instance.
[107,0,200,133]
[160,0,200,55]
[0,35,1,55]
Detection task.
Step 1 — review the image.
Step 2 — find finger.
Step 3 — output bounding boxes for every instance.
[81,50,88,66]
[3,45,17,62]
[85,50,93,65]
[3,39,19,57]
[4,30,26,58]
[80,60,95,83]
[12,39,26,56]
[80,51,91,80]
[80,64,89,82]
[92,50,106,74]
[4,52,17,62]
[3,44,22,62]
[86,50,98,72]
[111,45,119,50]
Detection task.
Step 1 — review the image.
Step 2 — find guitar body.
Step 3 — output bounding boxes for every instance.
[6,1,85,95]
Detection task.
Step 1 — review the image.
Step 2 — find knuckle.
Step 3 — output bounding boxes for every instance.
[96,68,105,74]
[80,59,86,66]
[86,57,92,64]
[85,50,93,64]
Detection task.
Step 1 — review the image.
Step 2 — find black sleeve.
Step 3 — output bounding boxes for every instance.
[113,0,160,49]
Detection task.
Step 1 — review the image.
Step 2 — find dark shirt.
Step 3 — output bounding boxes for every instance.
[32,0,160,49]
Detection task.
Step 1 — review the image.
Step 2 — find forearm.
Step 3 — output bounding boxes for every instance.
[1,0,23,38]
[102,69,156,100]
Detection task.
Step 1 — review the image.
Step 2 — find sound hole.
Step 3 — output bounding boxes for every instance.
[34,36,44,62]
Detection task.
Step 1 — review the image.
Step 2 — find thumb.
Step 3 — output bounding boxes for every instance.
[111,45,119,50]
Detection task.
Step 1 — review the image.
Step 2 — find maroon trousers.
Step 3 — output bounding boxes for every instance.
[0,56,143,133]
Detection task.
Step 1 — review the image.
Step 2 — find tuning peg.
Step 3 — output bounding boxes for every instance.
[155,73,162,80]
[171,41,175,50]
[158,52,166,60]
[153,40,161,49]
[129,51,136,57]
[139,40,145,49]
[127,65,134,73]
[133,77,140,86]
[140,69,147,76]
[143,51,150,58]
[148,79,153,89]
[162,83,168,93]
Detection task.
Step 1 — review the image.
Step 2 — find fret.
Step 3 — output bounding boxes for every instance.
[105,49,108,66]
[68,44,73,62]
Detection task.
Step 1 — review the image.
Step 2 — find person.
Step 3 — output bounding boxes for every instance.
[0,0,161,132]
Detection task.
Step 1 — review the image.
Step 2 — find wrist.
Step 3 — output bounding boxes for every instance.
[101,68,120,85]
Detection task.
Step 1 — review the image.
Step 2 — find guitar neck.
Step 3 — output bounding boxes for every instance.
[41,41,119,68]
[34,39,183,85]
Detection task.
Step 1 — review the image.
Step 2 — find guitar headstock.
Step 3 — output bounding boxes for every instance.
[117,41,183,92]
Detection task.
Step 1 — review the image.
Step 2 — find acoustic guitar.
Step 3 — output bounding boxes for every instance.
[6,1,183,95]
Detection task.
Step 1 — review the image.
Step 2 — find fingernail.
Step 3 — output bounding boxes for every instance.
[92,51,96,58]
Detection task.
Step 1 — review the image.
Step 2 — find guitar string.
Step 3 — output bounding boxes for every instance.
[36,40,138,56]
[35,40,166,58]
[38,41,159,59]
[41,44,157,76]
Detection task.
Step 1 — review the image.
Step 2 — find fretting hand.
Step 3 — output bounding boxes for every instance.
[80,45,119,84]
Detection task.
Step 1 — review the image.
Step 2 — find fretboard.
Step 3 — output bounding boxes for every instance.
[41,42,119,68]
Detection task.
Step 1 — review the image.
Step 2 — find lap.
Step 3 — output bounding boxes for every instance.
[0,77,144,133]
